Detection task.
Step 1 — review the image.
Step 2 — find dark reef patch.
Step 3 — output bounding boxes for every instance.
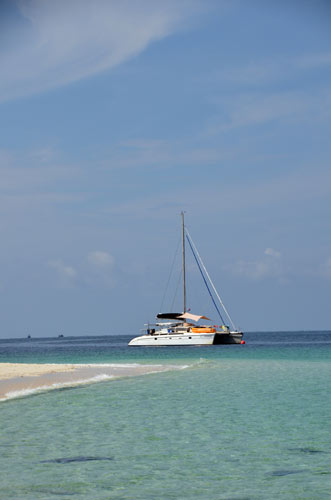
[289,447,327,455]
[270,469,305,477]
[40,456,113,464]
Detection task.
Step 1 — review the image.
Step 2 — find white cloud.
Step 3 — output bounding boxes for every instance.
[265,248,281,259]
[87,251,116,288]
[88,251,114,268]
[47,252,116,289]
[0,0,200,102]
[48,259,77,285]
[231,259,270,280]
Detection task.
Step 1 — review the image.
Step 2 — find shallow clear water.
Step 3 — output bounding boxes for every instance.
[0,332,330,499]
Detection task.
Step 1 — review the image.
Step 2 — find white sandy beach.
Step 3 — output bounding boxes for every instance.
[0,362,183,401]
[0,363,77,380]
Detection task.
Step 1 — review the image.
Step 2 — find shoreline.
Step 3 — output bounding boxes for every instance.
[0,362,186,402]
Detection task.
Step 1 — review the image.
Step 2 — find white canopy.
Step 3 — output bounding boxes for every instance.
[178,312,210,322]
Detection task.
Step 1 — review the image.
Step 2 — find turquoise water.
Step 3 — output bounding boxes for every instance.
[0,332,330,499]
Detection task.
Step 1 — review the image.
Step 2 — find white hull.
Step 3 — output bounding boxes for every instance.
[128,333,215,346]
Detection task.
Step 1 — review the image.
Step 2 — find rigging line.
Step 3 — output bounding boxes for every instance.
[159,236,181,313]
[186,228,237,330]
[186,234,226,324]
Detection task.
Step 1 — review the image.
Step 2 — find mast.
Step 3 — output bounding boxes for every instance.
[181,211,186,313]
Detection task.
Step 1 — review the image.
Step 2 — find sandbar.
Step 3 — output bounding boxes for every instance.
[0,363,76,380]
[0,362,183,401]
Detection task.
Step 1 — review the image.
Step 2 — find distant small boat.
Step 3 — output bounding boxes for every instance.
[58,334,64,338]
[129,213,243,346]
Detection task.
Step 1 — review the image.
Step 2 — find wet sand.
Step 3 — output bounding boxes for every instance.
[0,363,183,401]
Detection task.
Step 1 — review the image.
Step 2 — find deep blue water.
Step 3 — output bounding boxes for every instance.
[0,331,330,364]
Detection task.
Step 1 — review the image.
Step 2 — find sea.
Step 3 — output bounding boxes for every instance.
[0,331,330,500]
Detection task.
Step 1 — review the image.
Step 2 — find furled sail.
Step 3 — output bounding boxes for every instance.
[156,313,183,320]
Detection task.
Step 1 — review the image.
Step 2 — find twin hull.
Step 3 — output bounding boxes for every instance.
[128,332,242,346]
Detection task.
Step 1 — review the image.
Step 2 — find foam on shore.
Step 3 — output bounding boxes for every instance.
[0,363,188,401]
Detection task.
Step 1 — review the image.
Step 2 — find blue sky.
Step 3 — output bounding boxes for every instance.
[0,0,331,337]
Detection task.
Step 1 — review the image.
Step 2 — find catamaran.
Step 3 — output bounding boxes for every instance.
[128,213,244,346]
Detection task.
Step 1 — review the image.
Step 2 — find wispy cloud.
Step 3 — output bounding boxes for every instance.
[209,51,331,87]
[101,162,331,219]
[0,0,200,102]
[320,257,331,279]
[202,50,331,132]
[48,250,116,288]
[87,250,115,287]
[206,89,330,134]
[88,251,114,268]
[104,138,226,170]
[265,248,281,259]
[224,91,308,130]
[229,248,285,281]
[48,259,77,286]
[0,148,76,192]
[297,52,331,70]
[0,147,85,219]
